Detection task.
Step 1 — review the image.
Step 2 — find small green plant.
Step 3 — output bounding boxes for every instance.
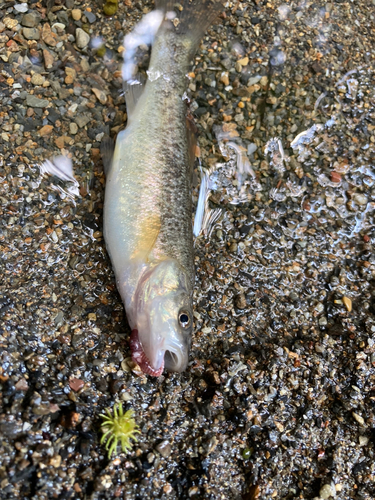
[100,403,140,458]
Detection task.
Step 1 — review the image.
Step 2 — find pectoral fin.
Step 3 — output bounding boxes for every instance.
[123,74,146,120]
[131,213,161,263]
[100,135,115,176]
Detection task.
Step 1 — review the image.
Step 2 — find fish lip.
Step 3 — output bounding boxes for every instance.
[130,329,164,377]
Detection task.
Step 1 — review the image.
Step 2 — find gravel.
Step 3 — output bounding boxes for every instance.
[1,0,375,499]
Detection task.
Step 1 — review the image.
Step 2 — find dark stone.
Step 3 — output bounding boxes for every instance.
[109,378,123,394]
[239,224,251,235]
[226,344,245,355]
[275,83,286,95]
[56,11,69,25]
[96,378,107,392]
[353,461,368,474]
[194,107,208,117]
[311,62,324,74]
[46,107,60,124]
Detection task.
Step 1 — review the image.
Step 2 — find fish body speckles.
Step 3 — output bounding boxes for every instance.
[104,0,225,376]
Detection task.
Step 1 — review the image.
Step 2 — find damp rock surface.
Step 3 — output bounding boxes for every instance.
[1,0,375,499]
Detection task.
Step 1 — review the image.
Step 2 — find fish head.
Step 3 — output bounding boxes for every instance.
[132,260,192,376]
[146,289,192,372]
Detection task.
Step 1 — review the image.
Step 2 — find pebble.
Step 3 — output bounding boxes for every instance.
[352,193,368,206]
[43,49,55,69]
[235,293,246,309]
[247,143,257,155]
[235,61,242,73]
[163,483,173,494]
[4,17,18,30]
[21,12,40,27]
[76,28,90,49]
[81,58,90,72]
[359,436,369,446]
[229,242,238,253]
[342,296,352,312]
[315,302,324,313]
[52,23,66,33]
[330,171,341,183]
[42,23,58,47]
[315,343,325,354]
[84,10,97,23]
[30,73,45,86]
[72,9,82,21]
[248,75,262,86]
[15,378,28,391]
[75,114,91,128]
[65,67,76,84]
[92,88,107,104]
[238,56,249,66]
[26,94,49,108]
[188,486,199,497]
[352,412,365,426]
[155,440,172,458]
[23,27,40,40]
[55,136,70,149]
[14,3,28,13]
[318,316,327,326]
[219,71,229,86]
[319,483,336,499]
[39,125,53,137]
[49,455,62,468]
[70,123,78,135]
[69,378,85,392]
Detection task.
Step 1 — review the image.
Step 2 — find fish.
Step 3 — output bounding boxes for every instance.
[103,0,226,376]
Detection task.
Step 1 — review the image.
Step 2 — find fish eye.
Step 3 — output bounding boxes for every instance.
[178,311,190,328]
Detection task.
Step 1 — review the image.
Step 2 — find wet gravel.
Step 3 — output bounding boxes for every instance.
[1,0,375,499]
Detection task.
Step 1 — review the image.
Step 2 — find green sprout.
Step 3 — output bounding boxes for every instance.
[100,403,140,458]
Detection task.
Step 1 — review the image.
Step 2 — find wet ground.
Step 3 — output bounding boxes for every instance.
[1,0,375,499]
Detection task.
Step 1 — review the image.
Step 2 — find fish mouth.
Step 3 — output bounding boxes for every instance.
[130,329,164,377]
[164,347,188,372]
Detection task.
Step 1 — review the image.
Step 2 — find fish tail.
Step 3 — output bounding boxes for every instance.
[155,0,226,53]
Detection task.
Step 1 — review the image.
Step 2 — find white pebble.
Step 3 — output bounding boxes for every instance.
[76,28,90,49]
[14,3,28,12]
[319,483,336,499]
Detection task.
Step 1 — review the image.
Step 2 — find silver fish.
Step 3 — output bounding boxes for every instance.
[104,0,225,376]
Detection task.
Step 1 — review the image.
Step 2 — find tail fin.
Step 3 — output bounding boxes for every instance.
[155,0,226,51]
